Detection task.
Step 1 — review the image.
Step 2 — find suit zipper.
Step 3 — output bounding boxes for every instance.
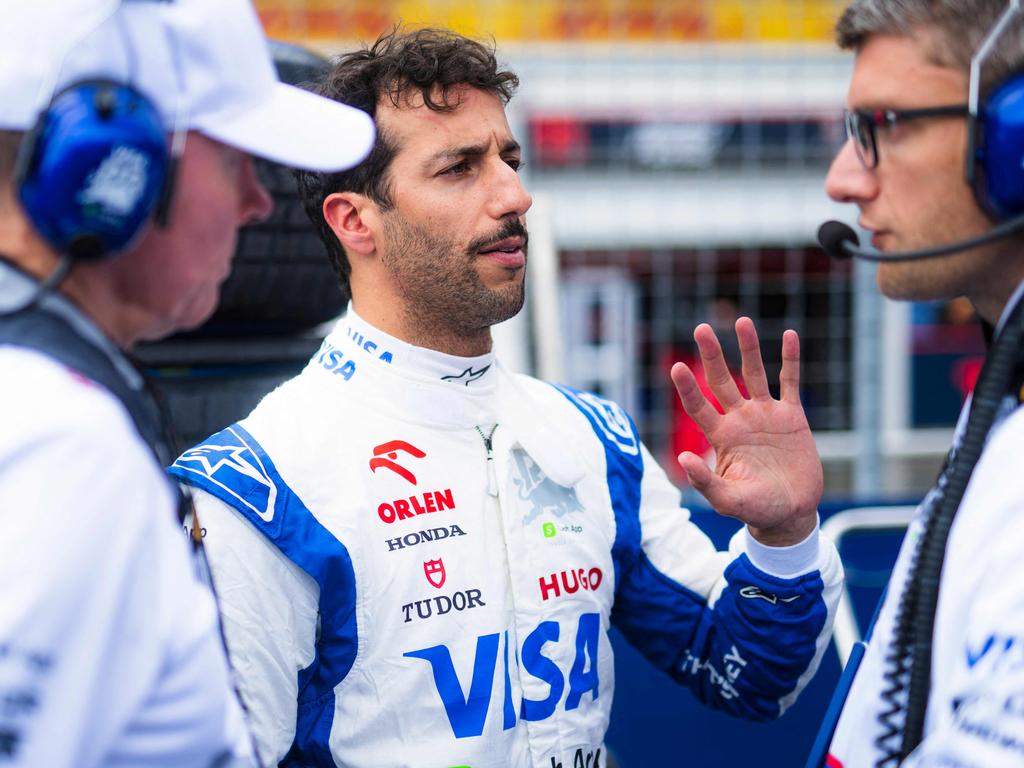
[476,424,499,496]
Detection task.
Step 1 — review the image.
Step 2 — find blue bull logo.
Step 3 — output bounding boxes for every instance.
[512,450,585,525]
[404,613,601,738]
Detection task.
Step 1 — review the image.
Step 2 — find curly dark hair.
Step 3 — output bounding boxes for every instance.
[295,27,520,302]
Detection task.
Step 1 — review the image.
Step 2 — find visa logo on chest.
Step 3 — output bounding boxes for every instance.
[403,613,601,739]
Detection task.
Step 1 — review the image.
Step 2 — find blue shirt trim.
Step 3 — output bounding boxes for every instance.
[550,384,643,590]
[170,424,357,765]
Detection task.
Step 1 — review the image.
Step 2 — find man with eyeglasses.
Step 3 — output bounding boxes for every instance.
[818,1,1024,766]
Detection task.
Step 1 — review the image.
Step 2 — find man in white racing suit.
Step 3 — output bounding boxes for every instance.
[172,28,844,768]
[819,1,1024,766]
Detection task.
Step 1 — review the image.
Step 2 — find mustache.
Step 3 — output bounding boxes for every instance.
[468,219,529,255]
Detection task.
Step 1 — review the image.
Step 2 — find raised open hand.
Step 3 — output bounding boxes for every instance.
[670,317,822,546]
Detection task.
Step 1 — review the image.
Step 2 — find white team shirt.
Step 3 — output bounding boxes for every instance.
[0,347,254,768]
[829,281,1024,767]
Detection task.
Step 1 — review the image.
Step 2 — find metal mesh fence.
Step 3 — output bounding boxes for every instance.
[248,0,962,496]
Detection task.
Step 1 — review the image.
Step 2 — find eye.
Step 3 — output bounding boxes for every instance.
[440,160,470,176]
[505,157,523,172]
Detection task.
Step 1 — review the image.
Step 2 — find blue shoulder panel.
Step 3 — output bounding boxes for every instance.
[170,424,356,765]
[550,384,643,588]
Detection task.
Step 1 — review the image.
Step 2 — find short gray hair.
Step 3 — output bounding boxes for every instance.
[837,1,1024,91]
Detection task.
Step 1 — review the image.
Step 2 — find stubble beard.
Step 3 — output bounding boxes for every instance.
[380,212,527,341]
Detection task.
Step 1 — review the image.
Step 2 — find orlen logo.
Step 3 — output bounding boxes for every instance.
[424,558,446,589]
[370,440,426,485]
[539,567,603,602]
[378,489,456,524]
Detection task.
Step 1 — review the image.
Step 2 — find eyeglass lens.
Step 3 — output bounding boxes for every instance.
[845,111,877,168]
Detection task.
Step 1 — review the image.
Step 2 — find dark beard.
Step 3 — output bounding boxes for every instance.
[379,213,527,339]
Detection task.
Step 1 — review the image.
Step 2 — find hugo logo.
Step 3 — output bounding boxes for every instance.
[370,440,426,485]
[539,567,603,602]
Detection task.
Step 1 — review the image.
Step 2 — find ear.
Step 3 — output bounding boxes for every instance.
[323,192,378,256]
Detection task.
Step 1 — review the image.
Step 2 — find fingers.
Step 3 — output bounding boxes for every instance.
[677,451,735,513]
[670,361,721,435]
[736,317,770,400]
[693,323,744,410]
[779,329,801,402]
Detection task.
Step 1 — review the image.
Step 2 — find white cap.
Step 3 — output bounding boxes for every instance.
[0,0,375,172]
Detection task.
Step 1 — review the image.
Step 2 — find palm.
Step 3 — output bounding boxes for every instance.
[671,318,822,546]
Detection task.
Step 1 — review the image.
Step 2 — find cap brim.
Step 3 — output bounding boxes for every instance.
[196,82,375,172]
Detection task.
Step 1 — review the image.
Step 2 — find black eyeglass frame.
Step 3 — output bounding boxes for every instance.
[844,105,970,169]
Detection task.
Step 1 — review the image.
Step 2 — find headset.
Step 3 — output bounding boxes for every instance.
[819,0,1024,262]
[13,1,184,262]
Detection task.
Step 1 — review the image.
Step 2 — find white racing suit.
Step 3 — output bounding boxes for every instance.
[827,283,1024,768]
[171,307,843,768]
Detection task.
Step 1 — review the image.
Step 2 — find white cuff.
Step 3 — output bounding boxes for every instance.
[742,515,821,579]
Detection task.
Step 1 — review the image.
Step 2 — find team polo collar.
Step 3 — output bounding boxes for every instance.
[332,305,496,388]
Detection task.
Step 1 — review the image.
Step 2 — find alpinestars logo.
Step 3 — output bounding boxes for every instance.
[738,586,800,605]
[370,440,426,484]
[174,429,276,522]
[441,365,491,385]
[79,146,149,217]
[424,558,446,588]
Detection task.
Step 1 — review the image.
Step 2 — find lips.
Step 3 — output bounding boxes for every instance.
[477,236,526,268]
[859,220,888,250]
[478,236,526,255]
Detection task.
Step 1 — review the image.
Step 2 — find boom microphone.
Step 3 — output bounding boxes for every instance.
[817,215,1024,262]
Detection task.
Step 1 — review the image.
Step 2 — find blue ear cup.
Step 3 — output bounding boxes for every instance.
[16,80,169,260]
[974,71,1024,221]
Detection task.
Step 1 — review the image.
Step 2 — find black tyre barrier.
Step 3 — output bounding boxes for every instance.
[190,40,346,336]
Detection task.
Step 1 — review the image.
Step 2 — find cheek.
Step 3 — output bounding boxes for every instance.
[179,191,240,262]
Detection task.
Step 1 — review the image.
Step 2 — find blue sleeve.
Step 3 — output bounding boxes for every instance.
[169,424,356,765]
[552,384,829,721]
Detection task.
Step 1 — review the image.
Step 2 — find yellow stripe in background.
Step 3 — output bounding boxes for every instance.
[255,0,846,45]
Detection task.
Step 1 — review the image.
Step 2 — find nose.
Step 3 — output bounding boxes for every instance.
[238,155,274,225]
[825,139,878,204]
[488,159,533,220]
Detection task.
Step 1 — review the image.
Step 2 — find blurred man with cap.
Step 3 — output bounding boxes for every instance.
[0,1,373,766]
